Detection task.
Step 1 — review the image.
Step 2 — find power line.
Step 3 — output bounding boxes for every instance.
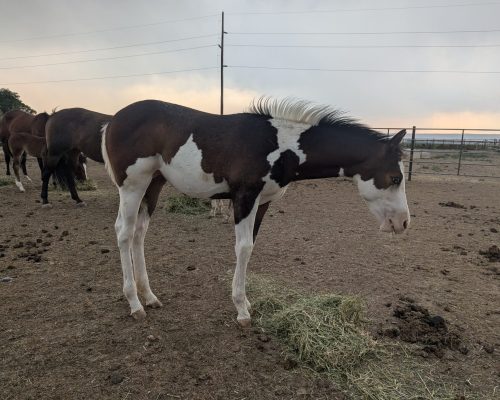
[228,28,500,36]
[228,65,500,74]
[227,2,500,15]
[227,43,500,49]
[0,13,219,44]
[0,34,219,61]
[0,67,218,86]
[0,45,216,70]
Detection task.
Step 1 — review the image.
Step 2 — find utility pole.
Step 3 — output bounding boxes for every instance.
[219,11,227,115]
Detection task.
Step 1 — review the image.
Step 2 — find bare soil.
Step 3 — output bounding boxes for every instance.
[0,159,499,399]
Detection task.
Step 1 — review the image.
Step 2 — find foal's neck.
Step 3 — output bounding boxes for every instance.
[294,123,383,181]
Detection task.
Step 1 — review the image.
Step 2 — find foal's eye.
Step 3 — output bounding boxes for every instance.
[391,176,402,185]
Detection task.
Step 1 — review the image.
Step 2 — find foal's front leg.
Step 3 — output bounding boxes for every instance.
[232,192,261,327]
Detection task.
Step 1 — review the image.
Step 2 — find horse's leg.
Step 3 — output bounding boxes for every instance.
[253,202,270,242]
[2,141,11,176]
[231,189,262,327]
[37,157,44,180]
[210,200,218,217]
[41,154,60,207]
[21,152,31,182]
[116,179,151,319]
[12,153,25,192]
[132,175,165,308]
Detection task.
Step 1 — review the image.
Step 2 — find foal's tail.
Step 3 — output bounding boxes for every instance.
[100,122,117,187]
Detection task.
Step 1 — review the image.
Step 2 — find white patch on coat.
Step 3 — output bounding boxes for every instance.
[261,118,310,203]
[15,179,25,192]
[354,162,410,232]
[159,134,229,198]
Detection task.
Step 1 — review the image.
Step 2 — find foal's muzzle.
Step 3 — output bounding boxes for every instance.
[380,212,410,234]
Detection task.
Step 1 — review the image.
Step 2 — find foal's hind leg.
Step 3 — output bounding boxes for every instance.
[132,175,165,309]
[12,154,25,192]
[116,178,152,319]
[20,152,31,182]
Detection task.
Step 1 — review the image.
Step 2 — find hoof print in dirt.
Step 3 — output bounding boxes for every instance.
[108,372,124,385]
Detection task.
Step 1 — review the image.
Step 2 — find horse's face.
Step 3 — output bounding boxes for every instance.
[75,154,88,182]
[354,130,410,234]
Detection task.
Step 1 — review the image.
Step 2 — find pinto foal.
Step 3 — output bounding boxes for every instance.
[102,99,410,326]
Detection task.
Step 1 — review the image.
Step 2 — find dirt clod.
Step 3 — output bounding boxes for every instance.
[439,201,466,209]
[479,245,500,262]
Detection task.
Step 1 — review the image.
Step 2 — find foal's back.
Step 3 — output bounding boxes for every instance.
[8,132,46,158]
[106,100,276,188]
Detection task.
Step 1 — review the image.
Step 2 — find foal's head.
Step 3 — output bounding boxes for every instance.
[353,129,410,234]
[75,153,88,182]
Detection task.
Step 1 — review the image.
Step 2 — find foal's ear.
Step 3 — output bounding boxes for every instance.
[389,129,406,146]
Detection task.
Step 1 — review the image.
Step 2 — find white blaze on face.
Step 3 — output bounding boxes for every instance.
[354,162,410,234]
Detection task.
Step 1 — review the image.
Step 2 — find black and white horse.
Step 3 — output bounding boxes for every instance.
[102,98,410,326]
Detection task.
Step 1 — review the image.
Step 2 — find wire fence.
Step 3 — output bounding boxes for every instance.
[375,127,500,180]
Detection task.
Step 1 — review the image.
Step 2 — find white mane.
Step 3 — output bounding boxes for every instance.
[247,97,347,126]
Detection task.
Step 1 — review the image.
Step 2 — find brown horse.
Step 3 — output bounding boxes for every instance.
[41,108,111,207]
[8,130,87,192]
[0,110,49,177]
[102,98,410,324]
[8,132,46,192]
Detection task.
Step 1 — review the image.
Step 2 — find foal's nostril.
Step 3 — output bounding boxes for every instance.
[403,220,408,229]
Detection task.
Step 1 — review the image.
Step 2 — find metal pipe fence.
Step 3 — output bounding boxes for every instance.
[374,127,500,180]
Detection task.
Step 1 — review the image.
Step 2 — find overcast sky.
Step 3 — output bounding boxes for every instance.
[1,0,499,130]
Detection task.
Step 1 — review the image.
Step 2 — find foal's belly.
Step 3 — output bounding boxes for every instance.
[159,135,229,198]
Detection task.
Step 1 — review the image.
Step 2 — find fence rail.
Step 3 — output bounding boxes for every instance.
[374,127,500,180]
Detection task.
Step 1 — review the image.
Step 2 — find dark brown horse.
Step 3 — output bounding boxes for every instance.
[102,98,410,324]
[41,108,111,207]
[8,130,87,192]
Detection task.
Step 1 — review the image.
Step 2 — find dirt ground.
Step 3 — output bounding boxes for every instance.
[0,159,499,400]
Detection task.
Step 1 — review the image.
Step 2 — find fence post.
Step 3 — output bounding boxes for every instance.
[408,126,416,181]
[457,129,465,176]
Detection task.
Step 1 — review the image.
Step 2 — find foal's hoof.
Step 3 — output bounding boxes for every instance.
[146,299,163,309]
[237,318,252,328]
[76,202,87,208]
[41,203,53,209]
[131,308,147,320]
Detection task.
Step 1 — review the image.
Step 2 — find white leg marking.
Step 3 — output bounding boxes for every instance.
[115,174,152,318]
[132,204,161,308]
[232,196,260,325]
[15,179,25,192]
[25,175,32,182]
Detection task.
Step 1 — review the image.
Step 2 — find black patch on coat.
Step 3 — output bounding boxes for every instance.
[270,150,300,187]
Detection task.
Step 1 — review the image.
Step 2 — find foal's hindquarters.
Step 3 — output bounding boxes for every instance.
[8,132,46,192]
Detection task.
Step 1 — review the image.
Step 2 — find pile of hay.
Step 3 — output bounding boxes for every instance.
[50,179,98,192]
[0,177,10,187]
[248,275,475,400]
[165,195,211,215]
